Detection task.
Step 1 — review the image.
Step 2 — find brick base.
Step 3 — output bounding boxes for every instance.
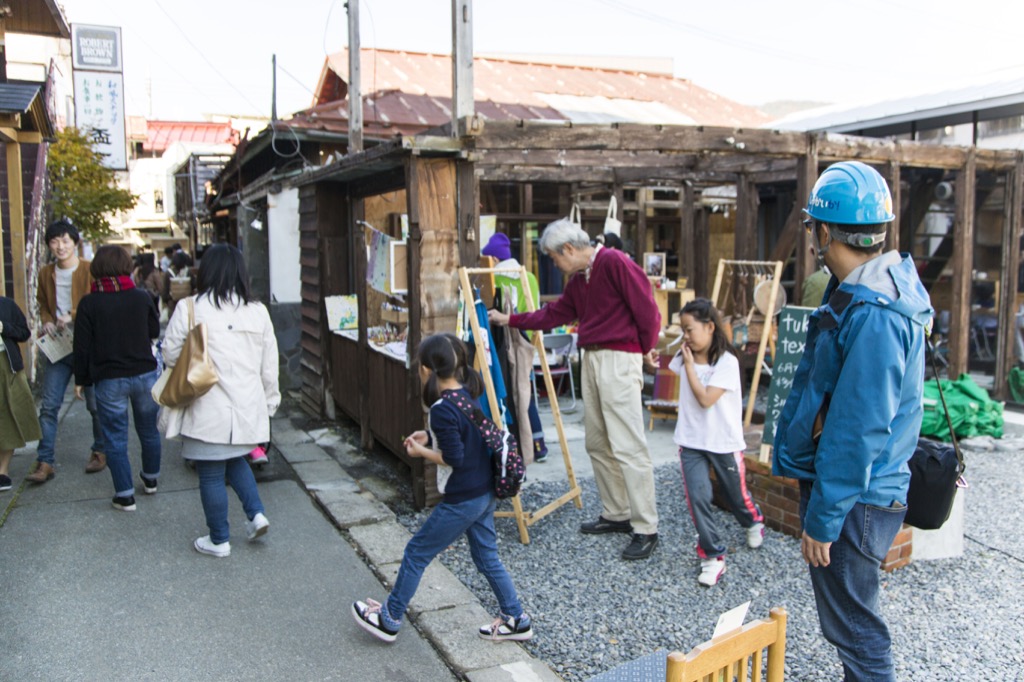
[710,454,911,572]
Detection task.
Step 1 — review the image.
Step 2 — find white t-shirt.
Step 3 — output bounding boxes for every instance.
[669,350,746,454]
[55,265,74,318]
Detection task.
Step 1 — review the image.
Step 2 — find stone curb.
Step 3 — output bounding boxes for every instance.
[271,419,563,681]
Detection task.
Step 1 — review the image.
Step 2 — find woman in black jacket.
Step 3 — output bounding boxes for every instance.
[74,246,161,511]
[0,296,41,491]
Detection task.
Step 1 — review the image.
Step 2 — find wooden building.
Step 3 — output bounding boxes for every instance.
[288,119,1022,505]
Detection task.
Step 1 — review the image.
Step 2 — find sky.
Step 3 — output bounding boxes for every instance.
[54,0,1024,122]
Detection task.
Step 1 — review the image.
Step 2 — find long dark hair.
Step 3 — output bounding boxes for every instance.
[137,252,156,280]
[680,298,733,366]
[197,243,252,308]
[419,333,483,406]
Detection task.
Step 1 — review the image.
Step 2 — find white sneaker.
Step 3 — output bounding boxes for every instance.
[246,512,270,540]
[194,535,231,558]
[698,557,726,586]
[746,522,765,549]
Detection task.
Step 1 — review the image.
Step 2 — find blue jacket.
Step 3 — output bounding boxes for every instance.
[773,253,932,543]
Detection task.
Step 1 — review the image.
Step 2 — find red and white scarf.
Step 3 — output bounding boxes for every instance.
[91,276,136,293]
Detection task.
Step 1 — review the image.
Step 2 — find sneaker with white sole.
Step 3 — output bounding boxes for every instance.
[140,473,158,495]
[112,495,136,511]
[479,613,533,641]
[246,512,270,540]
[194,535,231,558]
[698,557,726,586]
[746,522,765,549]
[248,446,269,465]
[352,599,399,643]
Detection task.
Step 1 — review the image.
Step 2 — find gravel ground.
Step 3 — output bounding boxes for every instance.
[395,439,1024,681]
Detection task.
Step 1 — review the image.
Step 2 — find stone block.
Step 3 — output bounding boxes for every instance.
[349,521,413,566]
[466,659,564,682]
[415,604,532,673]
[291,460,353,489]
[318,490,394,528]
[378,561,478,613]
[277,442,332,464]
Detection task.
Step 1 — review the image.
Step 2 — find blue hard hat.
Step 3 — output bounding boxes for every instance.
[804,161,895,225]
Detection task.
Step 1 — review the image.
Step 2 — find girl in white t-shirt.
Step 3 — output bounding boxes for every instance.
[670,298,765,587]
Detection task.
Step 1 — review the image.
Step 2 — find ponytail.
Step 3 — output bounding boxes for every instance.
[417,333,482,405]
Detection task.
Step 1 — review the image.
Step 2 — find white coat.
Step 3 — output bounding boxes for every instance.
[159,294,280,443]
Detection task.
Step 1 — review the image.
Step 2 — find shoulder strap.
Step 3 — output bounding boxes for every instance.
[927,339,965,476]
[441,391,496,442]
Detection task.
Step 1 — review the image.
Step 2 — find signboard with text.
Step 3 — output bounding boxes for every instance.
[73,71,127,170]
[71,24,122,72]
[761,306,814,448]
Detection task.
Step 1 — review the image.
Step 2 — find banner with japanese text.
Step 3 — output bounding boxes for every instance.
[73,71,127,170]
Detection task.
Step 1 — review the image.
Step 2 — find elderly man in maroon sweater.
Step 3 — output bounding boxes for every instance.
[489,218,662,560]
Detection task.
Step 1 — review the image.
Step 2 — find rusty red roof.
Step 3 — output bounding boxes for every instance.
[302,48,769,135]
[140,120,238,153]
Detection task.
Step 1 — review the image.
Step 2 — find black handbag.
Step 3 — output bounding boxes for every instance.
[905,342,967,530]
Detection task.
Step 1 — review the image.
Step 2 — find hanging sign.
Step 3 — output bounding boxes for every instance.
[73,71,127,170]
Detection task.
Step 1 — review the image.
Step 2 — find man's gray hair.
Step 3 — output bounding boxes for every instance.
[538,218,591,255]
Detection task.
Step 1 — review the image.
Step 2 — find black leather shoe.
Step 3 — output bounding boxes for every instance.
[580,516,633,535]
[622,533,658,560]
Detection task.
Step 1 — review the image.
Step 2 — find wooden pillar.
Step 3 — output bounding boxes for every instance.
[6,141,27,316]
[795,142,818,296]
[456,158,479,268]
[694,204,709,298]
[994,155,1024,399]
[885,161,901,252]
[680,181,695,286]
[406,156,459,337]
[451,0,474,135]
[948,151,977,379]
[635,186,647,264]
[734,174,758,261]
[346,0,362,153]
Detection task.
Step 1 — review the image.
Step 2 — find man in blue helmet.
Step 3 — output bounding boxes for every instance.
[774,161,933,681]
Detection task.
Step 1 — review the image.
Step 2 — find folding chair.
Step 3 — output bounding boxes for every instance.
[666,607,787,682]
[532,332,576,411]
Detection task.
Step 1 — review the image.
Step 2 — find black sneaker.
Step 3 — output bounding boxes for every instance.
[622,533,658,560]
[352,599,399,643]
[0,474,12,491]
[140,473,158,494]
[112,495,137,512]
[580,516,633,535]
[479,613,533,641]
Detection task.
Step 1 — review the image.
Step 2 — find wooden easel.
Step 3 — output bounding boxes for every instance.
[459,266,583,544]
[711,259,784,430]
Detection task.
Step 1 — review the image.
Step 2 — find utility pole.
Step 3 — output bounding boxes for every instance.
[271,54,278,121]
[347,0,363,153]
[451,0,473,136]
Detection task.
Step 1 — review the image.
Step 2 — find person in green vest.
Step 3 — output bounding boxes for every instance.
[482,233,549,462]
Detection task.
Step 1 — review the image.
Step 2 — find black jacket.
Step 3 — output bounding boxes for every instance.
[74,289,160,386]
[0,296,30,373]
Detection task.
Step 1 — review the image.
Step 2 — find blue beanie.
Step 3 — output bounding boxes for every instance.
[482,232,512,261]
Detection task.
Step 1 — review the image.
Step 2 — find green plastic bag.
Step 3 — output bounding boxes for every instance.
[921,373,1003,441]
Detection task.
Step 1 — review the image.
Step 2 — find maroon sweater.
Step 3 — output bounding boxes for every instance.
[509,247,660,353]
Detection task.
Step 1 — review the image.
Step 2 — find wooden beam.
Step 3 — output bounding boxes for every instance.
[899,170,942,264]
[680,181,695,286]
[794,142,818,295]
[6,142,27,318]
[734,175,757,260]
[346,0,362,153]
[948,151,976,378]
[636,187,647,263]
[994,156,1024,399]
[694,205,709,297]
[885,161,901,252]
[456,158,479,269]
[451,0,474,135]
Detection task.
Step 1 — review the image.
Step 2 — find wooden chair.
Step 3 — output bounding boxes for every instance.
[645,353,679,430]
[666,607,787,682]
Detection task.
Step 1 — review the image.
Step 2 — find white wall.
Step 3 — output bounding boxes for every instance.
[267,187,301,304]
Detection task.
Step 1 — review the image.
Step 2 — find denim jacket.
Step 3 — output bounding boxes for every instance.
[773,253,932,543]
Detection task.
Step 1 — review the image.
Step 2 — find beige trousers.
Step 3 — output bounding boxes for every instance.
[581,349,658,535]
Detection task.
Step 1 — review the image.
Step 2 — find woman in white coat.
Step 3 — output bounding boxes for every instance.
[161,244,280,558]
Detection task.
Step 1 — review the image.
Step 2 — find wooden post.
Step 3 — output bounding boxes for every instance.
[635,186,647,264]
[734,174,757,261]
[354,202,373,450]
[885,161,901,252]
[795,143,818,296]
[6,141,27,317]
[451,0,474,136]
[680,181,694,286]
[456,159,479,268]
[346,0,362,153]
[694,204,709,297]
[948,151,977,379]
[994,155,1024,399]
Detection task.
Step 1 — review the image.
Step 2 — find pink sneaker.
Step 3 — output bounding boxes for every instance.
[248,446,268,465]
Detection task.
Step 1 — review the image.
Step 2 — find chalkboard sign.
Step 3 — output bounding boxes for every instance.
[761,306,815,448]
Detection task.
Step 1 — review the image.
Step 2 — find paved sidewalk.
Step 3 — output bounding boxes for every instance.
[0,392,555,681]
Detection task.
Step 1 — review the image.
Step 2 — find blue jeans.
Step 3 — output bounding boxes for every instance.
[386,492,522,625]
[94,369,162,497]
[800,481,907,682]
[37,354,105,464]
[195,457,264,545]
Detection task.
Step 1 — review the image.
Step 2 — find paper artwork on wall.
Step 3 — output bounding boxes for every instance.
[325,295,359,330]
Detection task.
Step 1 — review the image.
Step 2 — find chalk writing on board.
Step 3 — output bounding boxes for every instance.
[762,306,814,447]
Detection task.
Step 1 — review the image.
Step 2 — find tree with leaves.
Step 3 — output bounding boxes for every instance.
[47,127,136,242]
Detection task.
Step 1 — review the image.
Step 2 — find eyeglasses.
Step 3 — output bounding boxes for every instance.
[802,218,815,233]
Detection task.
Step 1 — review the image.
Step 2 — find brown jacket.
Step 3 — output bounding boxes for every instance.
[37,260,93,325]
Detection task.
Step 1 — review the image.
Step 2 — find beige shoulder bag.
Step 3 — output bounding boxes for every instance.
[157,298,218,407]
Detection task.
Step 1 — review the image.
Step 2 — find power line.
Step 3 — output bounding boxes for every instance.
[151,0,268,117]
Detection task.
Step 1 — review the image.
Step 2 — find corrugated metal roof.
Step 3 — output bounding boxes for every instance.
[308,48,769,134]
[142,120,238,153]
[773,69,1024,133]
[0,82,41,114]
